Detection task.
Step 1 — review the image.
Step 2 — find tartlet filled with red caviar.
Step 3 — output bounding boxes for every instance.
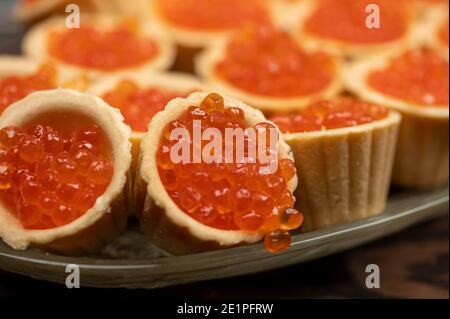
[196,24,343,113]
[345,47,449,188]
[291,0,419,58]
[0,56,57,115]
[270,98,401,231]
[22,15,175,80]
[0,55,91,115]
[135,92,301,254]
[89,71,205,171]
[0,89,132,255]
[148,0,276,72]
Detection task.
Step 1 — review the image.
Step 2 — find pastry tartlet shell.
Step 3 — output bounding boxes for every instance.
[344,51,449,188]
[0,89,132,255]
[290,0,422,58]
[22,15,176,80]
[135,92,298,255]
[196,37,344,113]
[284,111,401,231]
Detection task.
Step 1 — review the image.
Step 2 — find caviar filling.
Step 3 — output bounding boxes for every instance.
[156,0,269,31]
[0,64,55,114]
[0,119,114,230]
[368,48,449,106]
[215,25,335,98]
[270,98,388,134]
[48,21,159,71]
[156,93,303,253]
[439,20,449,47]
[102,80,192,133]
[304,0,409,44]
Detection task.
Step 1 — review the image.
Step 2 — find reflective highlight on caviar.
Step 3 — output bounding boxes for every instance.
[216,25,335,97]
[48,20,159,71]
[304,0,409,44]
[0,124,113,229]
[102,80,191,132]
[368,48,449,106]
[157,93,302,253]
[155,0,269,31]
[0,64,55,114]
[270,98,388,133]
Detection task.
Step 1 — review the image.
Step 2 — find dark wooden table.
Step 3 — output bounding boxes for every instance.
[0,0,448,299]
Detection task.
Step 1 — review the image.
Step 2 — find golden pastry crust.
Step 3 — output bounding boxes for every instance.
[135,92,298,254]
[344,50,449,188]
[0,55,46,79]
[22,15,175,80]
[0,89,132,255]
[284,111,401,231]
[89,71,206,173]
[196,38,343,113]
[291,0,421,58]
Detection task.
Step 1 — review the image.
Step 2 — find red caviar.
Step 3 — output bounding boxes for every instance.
[216,25,335,97]
[439,20,449,46]
[270,98,389,133]
[304,0,409,44]
[157,93,302,253]
[155,0,269,31]
[102,80,191,132]
[0,64,55,114]
[48,22,159,71]
[0,124,113,229]
[368,48,449,106]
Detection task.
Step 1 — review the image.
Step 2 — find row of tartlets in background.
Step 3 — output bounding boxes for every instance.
[0,0,447,256]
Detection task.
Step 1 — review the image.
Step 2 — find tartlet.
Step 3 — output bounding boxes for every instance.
[0,55,91,115]
[196,24,343,113]
[135,92,300,254]
[23,15,175,80]
[270,98,401,231]
[345,48,449,188]
[0,89,132,255]
[89,71,205,172]
[291,0,419,58]
[148,0,277,72]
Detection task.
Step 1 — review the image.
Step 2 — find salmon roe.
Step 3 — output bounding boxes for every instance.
[102,80,191,132]
[270,98,389,133]
[368,48,449,106]
[48,22,159,71]
[0,124,113,229]
[216,25,335,98]
[157,93,303,253]
[156,0,269,31]
[439,20,449,46]
[304,0,409,44]
[0,64,55,114]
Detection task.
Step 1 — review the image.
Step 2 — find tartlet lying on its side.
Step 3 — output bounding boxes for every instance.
[135,92,301,254]
[0,89,132,255]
